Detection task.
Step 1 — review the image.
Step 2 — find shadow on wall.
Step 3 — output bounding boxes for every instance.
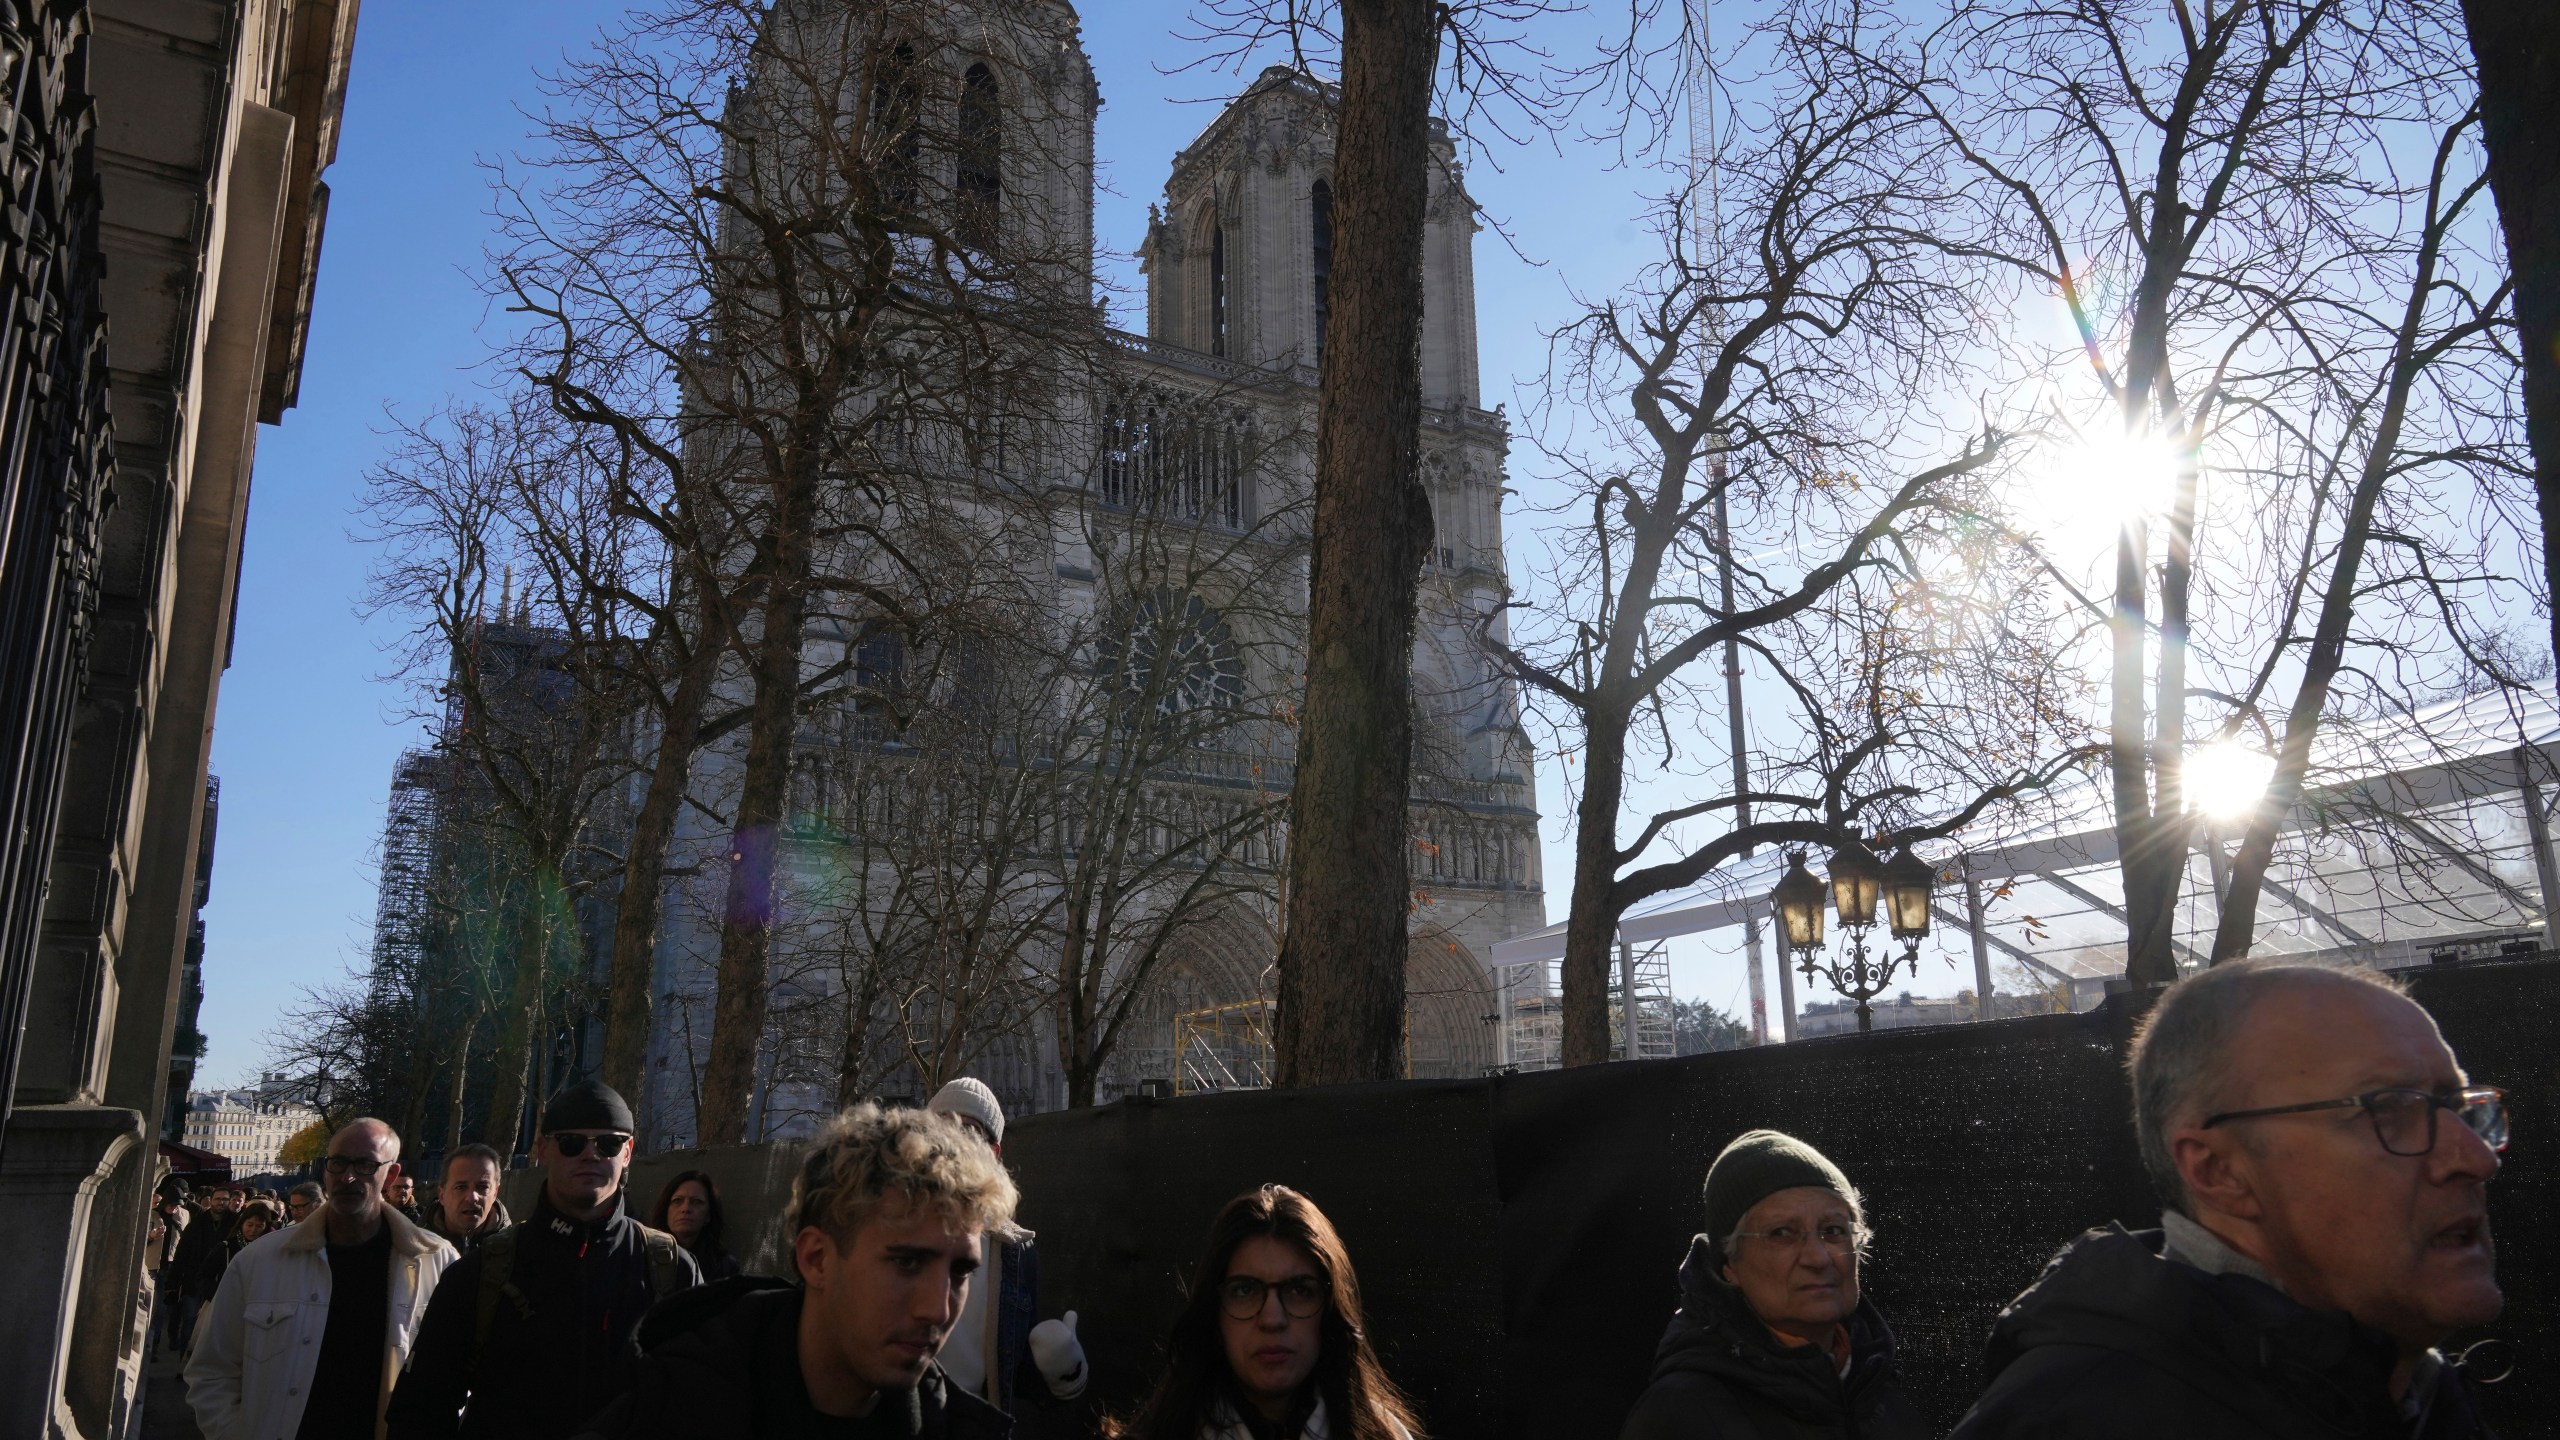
[505,957,2557,1440]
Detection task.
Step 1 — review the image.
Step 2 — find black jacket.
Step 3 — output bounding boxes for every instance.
[1949,1225,2492,1440]
[173,1205,230,1301]
[1618,1236,1928,1440]
[571,1276,1013,1440]
[387,1187,700,1440]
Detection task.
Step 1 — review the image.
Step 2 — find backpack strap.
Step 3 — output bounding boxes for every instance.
[470,1225,530,1376]
[634,1222,687,1300]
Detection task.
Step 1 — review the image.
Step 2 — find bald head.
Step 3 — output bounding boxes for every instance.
[2131,963,2412,1211]
[320,1116,403,1241]
[2133,962,2501,1360]
[332,1117,400,1161]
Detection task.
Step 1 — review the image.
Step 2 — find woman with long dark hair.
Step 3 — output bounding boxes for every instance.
[1109,1184,1421,1440]
[649,1169,742,1280]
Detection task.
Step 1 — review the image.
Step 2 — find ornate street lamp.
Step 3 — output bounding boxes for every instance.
[1884,848,1938,958]
[1772,836,1933,1034]
[1773,851,1828,953]
[1828,836,1883,931]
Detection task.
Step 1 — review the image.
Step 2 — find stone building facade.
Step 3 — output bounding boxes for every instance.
[0,2,358,1433]
[179,1087,320,1178]
[638,18,1542,1141]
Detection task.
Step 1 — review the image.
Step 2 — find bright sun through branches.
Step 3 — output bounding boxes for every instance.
[2013,430,2186,568]
[2185,741,2278,821]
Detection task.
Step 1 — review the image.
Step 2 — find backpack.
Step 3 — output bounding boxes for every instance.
[469,1219,690,1371]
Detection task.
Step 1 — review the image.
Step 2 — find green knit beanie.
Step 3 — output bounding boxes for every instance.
[1702,1129,1854,1248]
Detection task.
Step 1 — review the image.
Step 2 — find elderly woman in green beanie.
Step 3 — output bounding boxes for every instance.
[1618,1130,1927,1440]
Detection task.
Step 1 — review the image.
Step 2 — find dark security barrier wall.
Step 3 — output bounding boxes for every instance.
[1000,956,2557,1440]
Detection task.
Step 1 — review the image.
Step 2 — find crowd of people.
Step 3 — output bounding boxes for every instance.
[160,960,2508,1439]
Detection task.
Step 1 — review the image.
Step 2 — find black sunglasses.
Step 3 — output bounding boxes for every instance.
[550,1132,632,1159]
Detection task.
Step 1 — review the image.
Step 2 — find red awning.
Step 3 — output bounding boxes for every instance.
[159,1139,234,1181]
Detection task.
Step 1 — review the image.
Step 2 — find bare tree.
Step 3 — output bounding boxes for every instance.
[1500,14,2095,1062]
[1914,0,2495,981]
[493,0,1101,1141]
[361,403,652,1148]
[2205,105,2521,957]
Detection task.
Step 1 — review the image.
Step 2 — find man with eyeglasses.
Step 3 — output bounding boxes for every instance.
[1953,961,2503,1439]
[1620,1129,1927,1439]
[185,1118,457,1439]
[391,1078,699,1439]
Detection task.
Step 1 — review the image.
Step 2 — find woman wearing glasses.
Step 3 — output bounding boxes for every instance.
[1620,1130,1926,1440]
[1109,1184,1423,1440]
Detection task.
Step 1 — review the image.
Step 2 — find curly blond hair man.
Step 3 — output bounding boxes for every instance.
[575,1104,1020,1440]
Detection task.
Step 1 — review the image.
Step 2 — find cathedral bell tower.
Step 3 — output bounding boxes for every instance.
[1139,66,1483,409]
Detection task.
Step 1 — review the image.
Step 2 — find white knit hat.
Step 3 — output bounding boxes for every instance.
[927,1077,1006,1147]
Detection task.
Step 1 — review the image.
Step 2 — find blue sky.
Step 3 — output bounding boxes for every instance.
[196,1,1746,1085]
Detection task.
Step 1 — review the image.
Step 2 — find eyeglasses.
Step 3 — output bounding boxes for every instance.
[323,1156,384,1178]
[550,1131,632,1159]
[2203,1086,2508,1157]
[1217,1275,1328,1321]
[1730,1222,1863,1254]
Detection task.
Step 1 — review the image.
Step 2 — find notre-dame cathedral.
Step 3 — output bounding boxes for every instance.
[638,13,1545,1140]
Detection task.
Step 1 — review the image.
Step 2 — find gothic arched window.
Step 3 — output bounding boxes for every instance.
[1209,217,1229,357]
[1311,180,1333,362]
[957,62,1001,248]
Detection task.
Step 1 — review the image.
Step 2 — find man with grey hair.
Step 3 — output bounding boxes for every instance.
[1953,962,2504,1438]
[570,1103,1016,1440]
[186,1117,456,1439]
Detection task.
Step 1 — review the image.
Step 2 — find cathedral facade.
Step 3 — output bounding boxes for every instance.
[638,18,1543,1141]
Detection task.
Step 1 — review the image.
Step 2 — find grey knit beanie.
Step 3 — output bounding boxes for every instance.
[1702,1129,1854,1247]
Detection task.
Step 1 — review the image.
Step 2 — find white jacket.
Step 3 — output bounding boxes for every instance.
[183,1206,456,1440]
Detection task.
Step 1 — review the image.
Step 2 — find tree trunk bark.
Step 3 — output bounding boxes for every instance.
[1559,727,1628,1066]
[478,893,552,1154]
[2460,0,2560,699]
[698,414,820,1142]
[1273,0,1441,1090]
[699,555,811,1144]
[442,1015,475,1154]
[600,598,728,1096]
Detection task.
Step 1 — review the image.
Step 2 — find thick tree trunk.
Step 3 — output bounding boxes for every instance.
[1559,728,1628,1066]
[698,520,813,1144]
[600,599,728,1096]
[1272,0,1441,1090]
[2460,0,2560,694]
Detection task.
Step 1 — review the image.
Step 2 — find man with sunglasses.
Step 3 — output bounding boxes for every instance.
[1954,961,2503,1439]
[391,1078,699,1439]
[186,1118,457,1439]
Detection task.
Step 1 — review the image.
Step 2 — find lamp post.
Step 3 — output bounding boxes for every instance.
[1773,839,1939,1033]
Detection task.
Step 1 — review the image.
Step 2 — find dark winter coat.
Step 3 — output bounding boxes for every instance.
[173,1205,231,1301]
[1949,1225,2493,1440]
[1618,1236,1928,1440]
[989,1231,1042,1410]
[386,1186,700,1440]
[570,1276,1013,1440]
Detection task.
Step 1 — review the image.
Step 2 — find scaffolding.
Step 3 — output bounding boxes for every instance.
[368,748,448,1011]
[1172,999,1275,1094]
[1492,939,1675,1070]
